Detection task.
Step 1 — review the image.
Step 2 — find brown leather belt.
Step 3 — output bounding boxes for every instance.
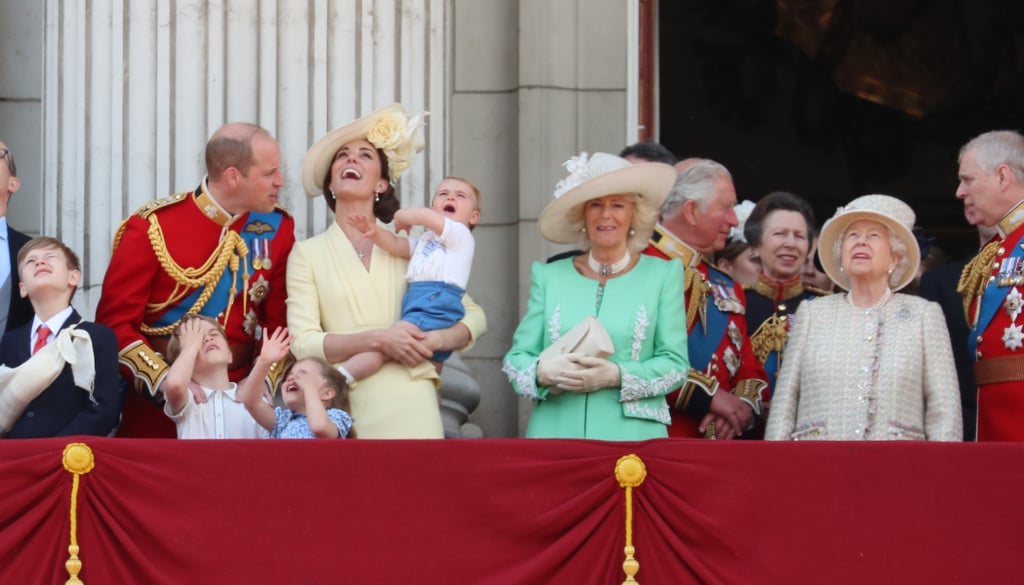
[974,355,1024,386]
[146,335,255,372]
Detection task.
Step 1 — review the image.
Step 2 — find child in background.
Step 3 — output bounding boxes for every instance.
[345,176,481,382]
[162,314,271,439]
[0,237,123,438]
[240,336,353,438]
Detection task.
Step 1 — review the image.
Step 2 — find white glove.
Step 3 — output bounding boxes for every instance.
[536,353,587,393]
[556,355,621,393]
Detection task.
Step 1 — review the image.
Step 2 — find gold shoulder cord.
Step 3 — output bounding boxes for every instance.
[957,240,1000,327]
[140,214,250,335]
[683,268,710,333]
[749,315,788,363]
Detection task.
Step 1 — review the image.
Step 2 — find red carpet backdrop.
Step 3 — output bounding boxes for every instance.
[0,437,1019,584]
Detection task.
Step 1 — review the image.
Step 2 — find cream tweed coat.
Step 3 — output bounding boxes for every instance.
[765,293,962,441]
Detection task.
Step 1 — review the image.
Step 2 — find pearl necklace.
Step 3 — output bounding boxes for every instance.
[588,250,631,278]
[846,287,892,311]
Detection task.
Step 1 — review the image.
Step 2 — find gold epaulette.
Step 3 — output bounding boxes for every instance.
[804,286,833,297]
[111,192,190,253]
[749,314,789,363]
[134,192,190,219]
[118,340,169,399]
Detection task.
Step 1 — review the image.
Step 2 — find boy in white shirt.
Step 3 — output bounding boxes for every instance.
[345,176,480,381]
[162,314,286,439]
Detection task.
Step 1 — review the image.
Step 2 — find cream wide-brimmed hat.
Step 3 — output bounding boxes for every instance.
[301,103,428,196]
[817,194,921,292]
[537,152,677,244]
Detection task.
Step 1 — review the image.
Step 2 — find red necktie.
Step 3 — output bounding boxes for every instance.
[32,324,51,355]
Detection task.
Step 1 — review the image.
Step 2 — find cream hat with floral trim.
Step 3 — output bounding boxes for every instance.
[537,152,676,244]
[818,194,921,291]
[301,103,428,196]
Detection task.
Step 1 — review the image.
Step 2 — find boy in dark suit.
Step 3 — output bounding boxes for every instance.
[1,237,123,437]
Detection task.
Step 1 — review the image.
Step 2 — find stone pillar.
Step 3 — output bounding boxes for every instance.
[40,0,486,435]
[42,0,449,316]
[0,1,43,237]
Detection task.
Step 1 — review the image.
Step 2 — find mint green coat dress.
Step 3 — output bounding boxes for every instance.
[502,255,689,440]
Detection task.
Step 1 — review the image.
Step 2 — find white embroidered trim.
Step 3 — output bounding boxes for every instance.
[547,306,562,344]
[620,369,686,402]
[630,306,649,361]
[623,401,671,425]
[502,359,540,400]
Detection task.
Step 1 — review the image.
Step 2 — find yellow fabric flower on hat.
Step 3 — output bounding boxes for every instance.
[370,111,428,182]
[367,114,405,151]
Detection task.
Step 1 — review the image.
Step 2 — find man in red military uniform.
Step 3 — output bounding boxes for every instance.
[96,123,295,437]
[957,130,1024,441]
[643,159,768,439]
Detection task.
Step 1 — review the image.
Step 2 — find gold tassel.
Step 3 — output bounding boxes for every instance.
[958,239,1000,327]
[749,314,789,363]
[62,443,95,585]
[615,454,647,584]
[684,269,710,334]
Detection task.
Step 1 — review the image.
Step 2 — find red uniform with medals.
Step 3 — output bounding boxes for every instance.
[95,181,295,437]
[961,201,1024,441]
[643,224,769,438]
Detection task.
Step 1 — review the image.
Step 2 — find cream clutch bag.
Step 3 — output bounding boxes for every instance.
[539,316,615,360]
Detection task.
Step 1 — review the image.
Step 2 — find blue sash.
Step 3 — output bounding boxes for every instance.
[152,211,283,329]
[688,290,729,371]
[969,242,1024,358]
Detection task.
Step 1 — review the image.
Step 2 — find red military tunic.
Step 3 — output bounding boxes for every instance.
[962,200,1024,441]
[95,180,295,437]
[643,224,769,438]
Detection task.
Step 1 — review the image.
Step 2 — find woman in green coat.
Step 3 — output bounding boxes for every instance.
[502,152,689,440]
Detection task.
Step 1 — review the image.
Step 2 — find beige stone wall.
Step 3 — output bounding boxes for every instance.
[453,0,634,436]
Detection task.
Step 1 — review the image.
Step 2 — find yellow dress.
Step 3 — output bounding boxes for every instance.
[286,222,485,438]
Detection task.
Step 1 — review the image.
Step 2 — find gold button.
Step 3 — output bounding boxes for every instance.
[999,247,1006,255]
[977,336,983,344]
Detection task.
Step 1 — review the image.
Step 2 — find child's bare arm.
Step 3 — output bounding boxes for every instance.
[346,212,410,258]
[393,207,447,237]
[161,320,204,414]
[304,385,339,438]
[239,327,293,432]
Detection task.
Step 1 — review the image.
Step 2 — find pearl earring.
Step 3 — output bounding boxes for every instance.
[329,188,336,199]
[581,227,587,233]
[629,229,636,235]
[375,192,381,203]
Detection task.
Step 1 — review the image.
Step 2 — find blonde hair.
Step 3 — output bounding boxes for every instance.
[569,193,656,254]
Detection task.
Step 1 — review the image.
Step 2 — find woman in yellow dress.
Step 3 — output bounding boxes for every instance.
[287,104,486,438]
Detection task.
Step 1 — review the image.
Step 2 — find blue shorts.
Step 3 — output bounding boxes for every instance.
[401,281,466,362]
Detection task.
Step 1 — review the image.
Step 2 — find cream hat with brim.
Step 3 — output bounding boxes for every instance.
[537,152,677,244]
[301,103,427,196]
[818,194,920,292]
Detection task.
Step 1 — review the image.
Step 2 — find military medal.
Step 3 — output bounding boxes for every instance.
[722,346,740,377]
[997,256,1023,287]
[1005,288,1023,321]
[251,238,264,270]
[1003,323,1024,351]
[260,240,272,270]
[711,282,744,314]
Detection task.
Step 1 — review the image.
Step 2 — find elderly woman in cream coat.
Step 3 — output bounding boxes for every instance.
[765,195,962,441]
